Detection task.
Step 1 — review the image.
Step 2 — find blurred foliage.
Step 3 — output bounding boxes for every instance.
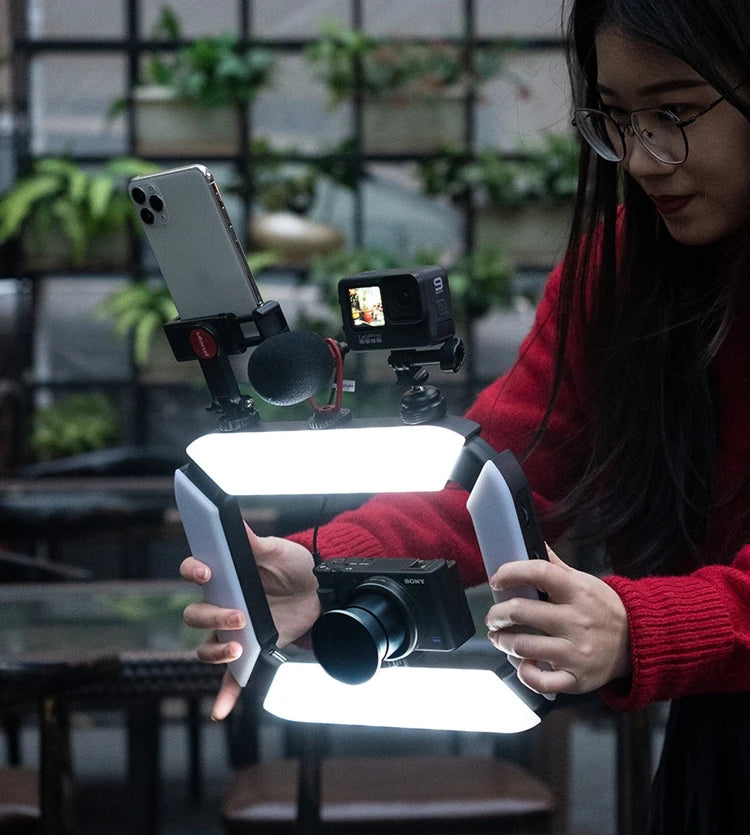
[240,138,359,215]
[449,247,515,318]
[0,157,158,266]
[306,18,517,108]
[418,133,580,208]
[111,4,275,114]
[29,393,121,462]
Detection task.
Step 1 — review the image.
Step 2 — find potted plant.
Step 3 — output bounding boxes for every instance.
[28,393,121,462]
[121,5,275,156]
[245,139,349,269]
[0,156,158,272]
[418,132,580,266]
[305,20,513,154]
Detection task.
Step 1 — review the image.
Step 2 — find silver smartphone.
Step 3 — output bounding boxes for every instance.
[129,164,263,320]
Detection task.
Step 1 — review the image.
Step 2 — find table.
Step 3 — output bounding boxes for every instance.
[0,475,279,575]
[0,476,180,575]
[0,579,225,835]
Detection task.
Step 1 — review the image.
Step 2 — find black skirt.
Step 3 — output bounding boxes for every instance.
[647,692,750,835]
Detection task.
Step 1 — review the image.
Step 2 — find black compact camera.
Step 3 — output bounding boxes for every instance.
[311,556,475,684]
[338,266,456,351]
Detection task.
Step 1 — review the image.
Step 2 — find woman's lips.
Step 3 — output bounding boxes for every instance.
[651,194,694,215]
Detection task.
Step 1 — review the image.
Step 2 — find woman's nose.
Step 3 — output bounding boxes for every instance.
[622,134,676,178]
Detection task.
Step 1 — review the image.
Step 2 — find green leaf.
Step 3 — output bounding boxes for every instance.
[152,4,182,41]
[133,310,162,367]
[96,281,178,365]
[0,175,59,242]
[34,157,78,178]
[88,175,115,221]
[50,198,87,265]
[66,167,88,207]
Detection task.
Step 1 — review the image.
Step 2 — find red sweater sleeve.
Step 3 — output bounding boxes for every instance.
[600,546,750,711]
[287,263,586,587]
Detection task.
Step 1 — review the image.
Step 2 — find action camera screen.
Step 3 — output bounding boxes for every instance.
[348,286,385,328]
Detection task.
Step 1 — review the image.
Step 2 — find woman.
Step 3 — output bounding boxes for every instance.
[181,1,750,830]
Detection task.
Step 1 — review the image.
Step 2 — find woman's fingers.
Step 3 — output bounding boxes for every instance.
[486,595,566,636]
[180,556,211,584]
[515,658,577,694]
[183,601,246,632]
[211,669,243,721]
[195,635,243,665]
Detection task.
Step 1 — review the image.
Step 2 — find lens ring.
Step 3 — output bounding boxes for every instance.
[312,606,390,685]
[311,578,420,684]
[355,578,419,660]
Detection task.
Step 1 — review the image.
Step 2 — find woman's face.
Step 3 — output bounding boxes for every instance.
[595,27,750,245]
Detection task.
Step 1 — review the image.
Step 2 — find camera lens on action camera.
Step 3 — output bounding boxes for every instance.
[395,288,412,308]
[311,591,409,685]
[140,207,155,225]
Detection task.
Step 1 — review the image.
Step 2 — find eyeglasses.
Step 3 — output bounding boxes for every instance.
[572,95,726,164]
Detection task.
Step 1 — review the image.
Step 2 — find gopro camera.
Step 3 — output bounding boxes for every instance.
[338,266,455,351]
[311,556,475,685]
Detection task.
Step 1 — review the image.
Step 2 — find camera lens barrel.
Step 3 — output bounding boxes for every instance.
[311,580,418,684]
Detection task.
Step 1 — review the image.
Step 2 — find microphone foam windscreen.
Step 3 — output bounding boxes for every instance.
[247,330,334,406]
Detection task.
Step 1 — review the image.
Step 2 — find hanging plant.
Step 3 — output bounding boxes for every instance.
[305,19,517,108]
[110,4,275,115]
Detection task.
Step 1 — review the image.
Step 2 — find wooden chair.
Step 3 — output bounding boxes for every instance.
[222,753,558,834]
[0,657,121,835]
[220,695,571,834]
[0,765,39,834]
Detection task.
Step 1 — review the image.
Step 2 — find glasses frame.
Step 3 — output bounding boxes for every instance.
[572,94,726,165]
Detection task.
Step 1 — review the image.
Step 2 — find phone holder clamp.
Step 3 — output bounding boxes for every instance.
[163,300,289,432]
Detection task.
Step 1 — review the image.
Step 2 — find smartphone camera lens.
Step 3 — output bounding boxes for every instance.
[131,187,146,205]
[148,195,164,212]
[140,207,155,225]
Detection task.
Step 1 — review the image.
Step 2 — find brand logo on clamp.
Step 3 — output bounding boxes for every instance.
[189,327,218,359]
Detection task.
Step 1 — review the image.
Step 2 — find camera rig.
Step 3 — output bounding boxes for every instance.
[162,264,551,696]
[163,265,464,429]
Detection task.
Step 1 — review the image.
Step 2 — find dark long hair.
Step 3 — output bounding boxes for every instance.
[541,0,750,577]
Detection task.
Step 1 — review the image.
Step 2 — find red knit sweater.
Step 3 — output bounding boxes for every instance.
[289,262,750,712]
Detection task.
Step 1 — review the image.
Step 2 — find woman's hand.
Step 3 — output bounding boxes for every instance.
[485,547,631,695]
[180,524,320,719]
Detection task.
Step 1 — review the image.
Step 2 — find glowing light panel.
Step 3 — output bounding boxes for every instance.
[186,425,467,495]
[264,662,541,734]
